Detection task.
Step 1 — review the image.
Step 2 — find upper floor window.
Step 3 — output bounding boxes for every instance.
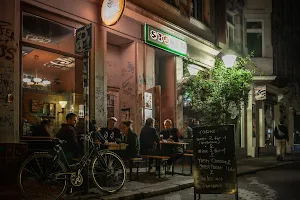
[227,13,235,49]
[163,0,203,22]
[192,0,203,21]
[246,21,263,57]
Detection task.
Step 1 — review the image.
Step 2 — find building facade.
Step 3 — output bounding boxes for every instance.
[0,0,222,157]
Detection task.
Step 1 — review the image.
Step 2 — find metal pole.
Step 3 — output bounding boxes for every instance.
[83,51,90,194]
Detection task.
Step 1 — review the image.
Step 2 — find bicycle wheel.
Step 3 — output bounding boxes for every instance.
[91,151,126,194]
[18,153,68,200]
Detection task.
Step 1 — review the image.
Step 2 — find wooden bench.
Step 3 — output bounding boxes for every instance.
[140,155,170,178]
[128,157,144,181]
[182,153,193,174]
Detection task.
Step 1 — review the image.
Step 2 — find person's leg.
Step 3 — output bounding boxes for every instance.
[276,139,281,161]
[281,140,286,160]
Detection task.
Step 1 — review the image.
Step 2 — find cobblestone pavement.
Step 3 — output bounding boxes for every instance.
[145,162,300,200]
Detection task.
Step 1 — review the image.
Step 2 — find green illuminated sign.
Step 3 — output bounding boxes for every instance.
[144,24,187,57]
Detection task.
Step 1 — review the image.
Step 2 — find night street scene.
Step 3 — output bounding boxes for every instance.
[1,0,300,200]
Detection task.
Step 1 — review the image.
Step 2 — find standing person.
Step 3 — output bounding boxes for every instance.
[119,120,140,160]
[56,113,80,160]
[274,120,289,161]
[100,117,122,143]
[160,119,182,169]
[140,118,160,172]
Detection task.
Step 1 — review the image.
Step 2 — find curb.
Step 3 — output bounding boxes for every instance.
[236,160,300,176]
[68,160,300,200]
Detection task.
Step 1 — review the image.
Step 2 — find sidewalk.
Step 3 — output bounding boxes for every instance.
[1,155,300,200]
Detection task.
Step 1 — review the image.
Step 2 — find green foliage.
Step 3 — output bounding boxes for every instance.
[185,54,255,126]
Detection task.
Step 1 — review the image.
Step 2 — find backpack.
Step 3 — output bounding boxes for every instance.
[277,126,285,137]
[274,125,285,139]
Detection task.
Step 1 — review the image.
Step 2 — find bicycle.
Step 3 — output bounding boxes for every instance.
[17,131,127,200]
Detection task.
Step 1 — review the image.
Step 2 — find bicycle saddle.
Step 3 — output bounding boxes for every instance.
[52,138,67,145]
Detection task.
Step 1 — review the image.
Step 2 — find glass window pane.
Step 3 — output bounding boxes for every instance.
[247,21,262,29]
[21,46,83,137]
[247,33,262,57]
[22,12,77,55]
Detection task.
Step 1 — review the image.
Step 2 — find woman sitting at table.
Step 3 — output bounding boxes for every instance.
[119,120,140,160]
[159,119,183,169]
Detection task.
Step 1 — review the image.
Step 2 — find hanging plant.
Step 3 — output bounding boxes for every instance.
[185,54,255,126]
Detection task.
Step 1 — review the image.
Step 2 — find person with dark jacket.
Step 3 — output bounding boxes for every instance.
[56,113,80,161]
[159,119,183,168]
[31,119,52,137]
[140,118,160,172]
[119,120,139,160]
[274,120,289,161]
[100,117,122,143]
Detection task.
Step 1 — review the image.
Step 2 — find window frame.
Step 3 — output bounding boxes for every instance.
[246,19,265,57]
[226,21,235,49]
[20,3,85,137]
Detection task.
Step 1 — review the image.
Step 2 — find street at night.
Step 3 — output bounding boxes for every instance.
[2,0,300,200]
[145,162,300,200]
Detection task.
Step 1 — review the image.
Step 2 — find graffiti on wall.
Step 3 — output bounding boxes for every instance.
[0,20,16,61]
[0,20,16,140]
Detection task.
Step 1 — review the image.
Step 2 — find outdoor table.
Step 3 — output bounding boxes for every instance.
[159,141,189,150]
[159,141,189,175]
[106,143,128,151]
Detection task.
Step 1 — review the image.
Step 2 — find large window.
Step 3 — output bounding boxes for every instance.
[21,6,84,138]
[246,21,263,57]
[227,13,235,49]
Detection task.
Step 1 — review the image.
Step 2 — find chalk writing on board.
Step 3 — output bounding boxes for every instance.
[193,125,237,194]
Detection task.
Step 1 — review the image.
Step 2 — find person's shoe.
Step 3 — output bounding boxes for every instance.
[276,155,280,161]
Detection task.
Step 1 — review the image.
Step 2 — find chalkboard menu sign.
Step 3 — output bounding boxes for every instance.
[193,125,237,194]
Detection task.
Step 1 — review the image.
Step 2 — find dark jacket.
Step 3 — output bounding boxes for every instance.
[100,127,122,143]
[140,125,159,153]
[160,128,183,155]
[31,124,50,137]
[56,124,80,155]
[160,128,179,142]
[122,129,139,159]
[275,124,289,140]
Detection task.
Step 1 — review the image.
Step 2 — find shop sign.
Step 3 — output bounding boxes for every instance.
[144,24,187,57]
[75,24,92,53]
[254,85,266,101]
[101,0,126,26]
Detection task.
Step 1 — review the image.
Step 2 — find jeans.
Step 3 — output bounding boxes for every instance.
[276,139,287,159]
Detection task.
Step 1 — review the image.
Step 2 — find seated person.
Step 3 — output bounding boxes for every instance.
[56,113,106,162]
[180,121,193,151]
[159,119,183,167]
[100,117,122,143]
[56,113,80,161]
[119,120,139,160]
[140,118,160,172]
[31,119,52,137]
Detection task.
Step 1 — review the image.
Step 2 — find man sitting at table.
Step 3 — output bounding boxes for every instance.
[56,113,106,161]
[100,117,122,143]
[56,113,81,161]
[140,118,160,173]
[159,119,183,170]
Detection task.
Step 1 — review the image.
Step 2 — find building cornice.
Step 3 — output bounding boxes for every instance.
[124,1,220,57]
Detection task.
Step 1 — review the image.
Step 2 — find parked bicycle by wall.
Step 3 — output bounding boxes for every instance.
[17,131,126,200]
